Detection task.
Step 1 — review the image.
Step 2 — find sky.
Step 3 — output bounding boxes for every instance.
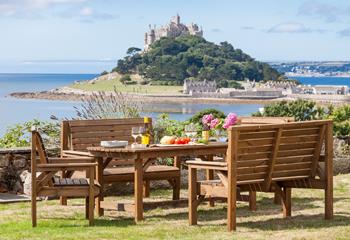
[0,0,350,73]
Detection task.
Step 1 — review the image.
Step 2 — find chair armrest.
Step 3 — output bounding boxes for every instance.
[37,162,97,172]
[48,157,96,164]
[186,160,227,170]
[62,150,94,157]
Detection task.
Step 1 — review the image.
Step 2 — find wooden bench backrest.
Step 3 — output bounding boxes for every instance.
[239,116,294,125]
[61,118,151,152]
[228,120,332,188]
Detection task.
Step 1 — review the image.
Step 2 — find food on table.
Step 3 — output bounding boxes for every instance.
[197,138,209,144]
[160,136,191,145]
[160,136,176,144]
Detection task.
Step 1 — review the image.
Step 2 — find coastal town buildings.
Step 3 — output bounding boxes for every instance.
[301,85,349,95]
[183,79,217,95]
[144,14,203,51]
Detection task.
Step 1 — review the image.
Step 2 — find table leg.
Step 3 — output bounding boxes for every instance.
[206,155,215,207]
[134,158,144,222]
[96,157,104,216]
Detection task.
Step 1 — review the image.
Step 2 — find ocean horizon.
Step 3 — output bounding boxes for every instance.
[0,73,349,136]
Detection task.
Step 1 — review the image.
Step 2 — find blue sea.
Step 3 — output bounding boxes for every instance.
[293,76,350,87]
[0,73,262,136]
[1,74,349,136]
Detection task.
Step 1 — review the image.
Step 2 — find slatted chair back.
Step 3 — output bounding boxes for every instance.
[228,120,332,190]
[61,118,151,152]
[31,130,49,164]
[31,129,54,190]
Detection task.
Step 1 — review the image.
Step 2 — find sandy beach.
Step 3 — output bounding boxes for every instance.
[8,86,350,106]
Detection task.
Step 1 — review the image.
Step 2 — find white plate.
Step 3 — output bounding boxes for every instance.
[101,140,128,148]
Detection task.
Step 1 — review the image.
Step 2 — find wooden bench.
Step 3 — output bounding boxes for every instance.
[60,118,181,207]
[187,120,333,231]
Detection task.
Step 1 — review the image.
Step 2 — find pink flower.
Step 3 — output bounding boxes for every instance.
[202,114,214,125]
[223,113,238,129]
[210,118,220,129]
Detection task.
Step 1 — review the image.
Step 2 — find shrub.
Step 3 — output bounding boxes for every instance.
[74,87,142,119]
[139,80,149,85]
[253,99,326,121]
[188,108,226,124]
[328,105,350,137]
[125,80,137,85]
[152,114,186,143]
[100,70,109,76]
[120,74,132,84]
[0,119,60,148]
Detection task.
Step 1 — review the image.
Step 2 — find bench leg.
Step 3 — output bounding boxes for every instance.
[60,196,68,205]
[143,180,150,198]
[206,155,215,207]
[249,191,257,211]
[172,177,181,200]
[96,157,104,217]
[189,166,197,225]
[273,192,280,204]
[282,187,291,218]
[325,181,333,219]
[227,176,236,231]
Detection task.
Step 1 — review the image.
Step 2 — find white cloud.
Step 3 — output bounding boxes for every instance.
[267,22,326,34]
[0,0,117,22]
[80,7,93,16]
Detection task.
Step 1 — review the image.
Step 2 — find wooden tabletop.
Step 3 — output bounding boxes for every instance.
[88,142,228,153]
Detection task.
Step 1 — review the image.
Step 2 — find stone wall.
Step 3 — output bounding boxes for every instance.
[0,148,59,194]
[0,148,32,193]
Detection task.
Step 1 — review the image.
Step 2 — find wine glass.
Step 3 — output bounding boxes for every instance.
[132,127,139,145]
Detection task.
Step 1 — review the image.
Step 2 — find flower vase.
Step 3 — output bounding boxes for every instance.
[202,130,210,141]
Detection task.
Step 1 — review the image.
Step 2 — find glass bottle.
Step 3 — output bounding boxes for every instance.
[141,117,151,145]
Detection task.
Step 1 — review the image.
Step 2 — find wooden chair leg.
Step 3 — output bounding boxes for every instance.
[249,191,257,211]
[85,197,89,219]
[282,187,291,218]
[31,192,37,227]
[172,177,180,200]
[143,180,150,198]
[189,166,197,225]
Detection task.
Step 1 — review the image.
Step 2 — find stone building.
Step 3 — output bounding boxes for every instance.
[144,14,203,51]
[183,79,217,95]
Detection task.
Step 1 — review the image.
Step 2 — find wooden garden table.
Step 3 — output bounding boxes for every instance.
[87,142,228,223]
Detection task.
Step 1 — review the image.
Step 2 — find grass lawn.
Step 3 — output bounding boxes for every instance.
[1,174,350,240]
[70,74,182,94]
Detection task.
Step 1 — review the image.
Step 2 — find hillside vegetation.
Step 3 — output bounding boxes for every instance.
[113,35,281,87]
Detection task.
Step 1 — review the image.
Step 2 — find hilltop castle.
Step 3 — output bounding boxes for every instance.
[144,14,203,51]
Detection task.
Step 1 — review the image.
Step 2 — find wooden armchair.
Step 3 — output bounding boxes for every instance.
[187,120,333,232]
[31,130,100,227]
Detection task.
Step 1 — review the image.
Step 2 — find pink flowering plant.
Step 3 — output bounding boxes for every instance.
[223,113,238,129]
[201,112,238,131]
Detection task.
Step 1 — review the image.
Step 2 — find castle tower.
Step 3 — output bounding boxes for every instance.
[171,14,180,25]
